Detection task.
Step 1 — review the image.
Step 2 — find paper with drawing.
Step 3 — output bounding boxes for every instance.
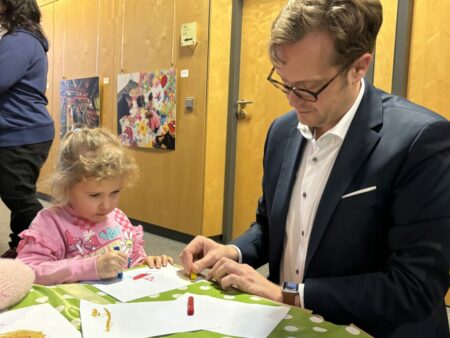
[89,265,196,302]
[0,303,80,338]
[80,293,289,338]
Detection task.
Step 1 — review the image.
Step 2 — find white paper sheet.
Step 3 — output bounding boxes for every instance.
[0,303,81,338]
[80,293,289,338]
[80,297,218,338]
[89,265,196,302]
[187,293,290,338]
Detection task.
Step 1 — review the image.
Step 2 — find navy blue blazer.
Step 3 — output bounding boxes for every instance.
[233,80,450,337]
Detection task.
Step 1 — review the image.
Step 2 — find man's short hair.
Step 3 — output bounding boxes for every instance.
[268,0,383,69]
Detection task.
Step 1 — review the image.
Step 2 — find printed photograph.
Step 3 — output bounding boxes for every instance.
[60,76,100,137]
[117,69,176,149]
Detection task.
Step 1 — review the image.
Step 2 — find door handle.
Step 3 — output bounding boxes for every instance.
[236,99,253,120]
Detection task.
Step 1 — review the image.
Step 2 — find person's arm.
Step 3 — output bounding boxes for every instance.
[0,32,33,92]
[17,240,98,285]
[304,119,450,329]
[206,121,278,297]
[16,210,100,285]
[231,196,270,268]
[208,257,283,302]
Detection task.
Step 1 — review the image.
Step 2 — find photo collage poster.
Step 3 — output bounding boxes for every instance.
[117,69,176,149]
[60,76,100,137]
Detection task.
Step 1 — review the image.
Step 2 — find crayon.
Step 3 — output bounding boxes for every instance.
[187,296,194,316]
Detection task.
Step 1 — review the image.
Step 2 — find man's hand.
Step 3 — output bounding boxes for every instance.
[179,235,239,274]
[96,250,128,279]
[208,257,282,302]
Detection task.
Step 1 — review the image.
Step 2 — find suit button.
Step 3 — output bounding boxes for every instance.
[302,192,307,198]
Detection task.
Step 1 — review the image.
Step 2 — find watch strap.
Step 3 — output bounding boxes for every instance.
[282,290,297,305]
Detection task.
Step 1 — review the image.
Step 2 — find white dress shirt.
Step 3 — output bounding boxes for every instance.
[280,79,365,307]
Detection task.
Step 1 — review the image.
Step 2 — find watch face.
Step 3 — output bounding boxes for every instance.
[282,281,298,292]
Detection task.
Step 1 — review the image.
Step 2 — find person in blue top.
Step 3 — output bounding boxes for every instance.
[0,0,54,258]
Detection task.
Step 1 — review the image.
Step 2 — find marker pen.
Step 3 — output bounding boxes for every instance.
[113,246,123,279]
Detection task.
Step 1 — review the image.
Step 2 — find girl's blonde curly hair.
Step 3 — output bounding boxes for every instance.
[51,128,138,204]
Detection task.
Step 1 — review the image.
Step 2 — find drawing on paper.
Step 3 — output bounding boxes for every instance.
[91,307,112,333]
[0,330,45,338]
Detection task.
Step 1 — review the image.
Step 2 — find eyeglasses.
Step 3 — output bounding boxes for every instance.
[266,66,342,102]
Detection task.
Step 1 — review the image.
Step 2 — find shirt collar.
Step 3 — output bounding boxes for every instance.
[297,78,365,141]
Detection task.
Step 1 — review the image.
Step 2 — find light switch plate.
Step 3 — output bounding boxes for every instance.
[185,97,194,111]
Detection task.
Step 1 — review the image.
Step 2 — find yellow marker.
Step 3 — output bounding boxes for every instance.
[190,272,197,280]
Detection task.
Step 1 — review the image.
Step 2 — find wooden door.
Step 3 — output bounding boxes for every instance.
[232,0,291,238]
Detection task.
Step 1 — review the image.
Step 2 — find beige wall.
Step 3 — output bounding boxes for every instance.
[408,0,450,120]
[373,0,398,92]
[38,0,215,237]
[374,0,450,120]
[37,0,450,240]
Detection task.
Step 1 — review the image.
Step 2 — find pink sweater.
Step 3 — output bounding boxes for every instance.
[17,206,147,285]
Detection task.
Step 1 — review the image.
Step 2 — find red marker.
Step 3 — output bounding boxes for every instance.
[187,296,194,316]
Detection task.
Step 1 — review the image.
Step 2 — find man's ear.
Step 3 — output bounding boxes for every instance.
[352,53,372,81]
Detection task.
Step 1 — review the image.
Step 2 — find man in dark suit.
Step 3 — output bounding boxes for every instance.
[180,1,450,337]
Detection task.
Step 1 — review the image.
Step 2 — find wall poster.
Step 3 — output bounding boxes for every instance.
[60,76,100,137]
[117,69,176,150]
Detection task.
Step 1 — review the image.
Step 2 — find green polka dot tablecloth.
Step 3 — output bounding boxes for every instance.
[11,280,371,337]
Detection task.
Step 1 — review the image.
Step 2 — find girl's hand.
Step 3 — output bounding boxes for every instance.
[96,250,128,279]
[142,255,174,269]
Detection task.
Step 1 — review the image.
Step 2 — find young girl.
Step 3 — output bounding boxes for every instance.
[17,128,173,285]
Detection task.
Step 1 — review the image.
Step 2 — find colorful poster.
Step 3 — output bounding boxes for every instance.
[60,76,100,137]
[117,69,176,149]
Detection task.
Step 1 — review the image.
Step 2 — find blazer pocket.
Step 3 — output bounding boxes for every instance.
[341,186,377,199]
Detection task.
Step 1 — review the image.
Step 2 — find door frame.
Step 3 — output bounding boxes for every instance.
[222,0,243,243]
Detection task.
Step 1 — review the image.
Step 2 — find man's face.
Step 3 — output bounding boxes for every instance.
[275,31,360,138]
[68,176,124,223]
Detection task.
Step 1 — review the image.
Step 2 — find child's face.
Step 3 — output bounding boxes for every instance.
[68,176,124,223]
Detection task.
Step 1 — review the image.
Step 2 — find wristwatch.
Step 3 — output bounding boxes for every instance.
[282,281,299,305]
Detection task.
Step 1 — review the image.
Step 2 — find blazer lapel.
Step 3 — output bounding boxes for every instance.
[270,127,305,268]
[304,81,383,274]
